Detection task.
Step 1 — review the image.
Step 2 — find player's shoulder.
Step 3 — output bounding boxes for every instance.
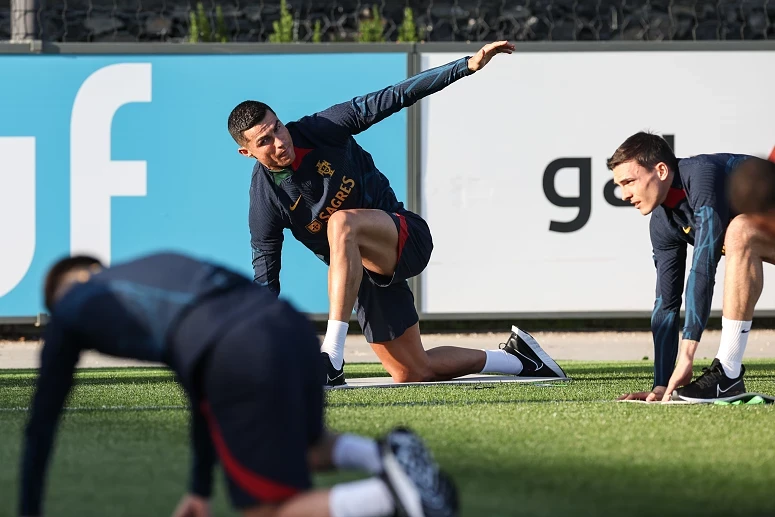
[678,153,750,173]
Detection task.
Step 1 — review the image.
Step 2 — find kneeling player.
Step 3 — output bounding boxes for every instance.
[19,252,458,517]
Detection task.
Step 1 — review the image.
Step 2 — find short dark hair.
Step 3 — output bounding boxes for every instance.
[606,131,679,174]
[729,157,775,215]
[227,101,275,145]
[43,255,102,313]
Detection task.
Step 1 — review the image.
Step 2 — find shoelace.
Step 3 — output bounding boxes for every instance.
[694,366,723,389]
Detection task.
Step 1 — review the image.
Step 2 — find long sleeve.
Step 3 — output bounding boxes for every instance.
[682,168,729,342]
[249,187,284,295]
[19,323,80,516]
[303,56,474,139]
[189,398,217,498]
[650,216,687,388]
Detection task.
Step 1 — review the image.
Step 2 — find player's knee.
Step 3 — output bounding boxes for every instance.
[390,366,436,383]
[327,210,359,243]
[725,214,760,252]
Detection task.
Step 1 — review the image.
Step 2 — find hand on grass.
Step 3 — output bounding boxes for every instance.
[467,41,515,72]
[617,386,666,402]
[171,494,211,517]
[661,340,699,402]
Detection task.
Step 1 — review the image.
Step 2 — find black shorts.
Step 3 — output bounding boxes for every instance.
[193,296,324,510]
[356,209,433,343]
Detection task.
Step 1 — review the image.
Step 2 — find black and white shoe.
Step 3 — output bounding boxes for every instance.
[322,352,346,387]
[500,326,567,378]
[671,358,747,402]
[379,427,459,517]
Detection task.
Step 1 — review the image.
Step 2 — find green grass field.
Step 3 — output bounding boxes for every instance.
[1,360,774,517]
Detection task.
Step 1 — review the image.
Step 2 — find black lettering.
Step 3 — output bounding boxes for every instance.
[543,158,592,233]
[604,179,630,207]
[664,134,675,152]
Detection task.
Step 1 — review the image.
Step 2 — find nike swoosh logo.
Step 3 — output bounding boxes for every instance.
[717,379,742,395]
[683,226,691,234]
[290,195,302,211]
[742,329,750,333]
[515,349,543,372]
[327,371,344,383]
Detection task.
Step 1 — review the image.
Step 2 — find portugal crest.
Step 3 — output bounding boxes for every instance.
[316,160,335,177]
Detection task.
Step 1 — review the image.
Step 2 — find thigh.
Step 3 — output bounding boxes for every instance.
[330,209,399,277]
[355,279,419,343]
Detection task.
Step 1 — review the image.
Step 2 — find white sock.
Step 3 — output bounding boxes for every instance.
[480,350,523,375]
[321,320,349,370]
[330,478,395,517]
[332,434,383,474]
[717,317,752,378]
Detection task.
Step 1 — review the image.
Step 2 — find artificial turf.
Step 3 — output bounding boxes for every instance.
[1,360,774,516]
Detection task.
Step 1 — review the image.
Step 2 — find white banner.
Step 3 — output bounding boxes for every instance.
[419,50,775,315]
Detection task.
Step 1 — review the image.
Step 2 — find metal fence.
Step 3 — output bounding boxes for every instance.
[2,0,774,43]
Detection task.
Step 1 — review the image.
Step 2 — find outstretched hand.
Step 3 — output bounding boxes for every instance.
[467,41,515,72]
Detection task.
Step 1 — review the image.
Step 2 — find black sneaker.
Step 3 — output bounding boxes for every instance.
[500,326,567,378]
[322,352,346,387]
[379,428,459,517]
[671,358,746,402]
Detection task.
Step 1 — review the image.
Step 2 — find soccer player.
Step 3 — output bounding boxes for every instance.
[19,252,459,517]
[227,40,567,387]
[608,132,774,402]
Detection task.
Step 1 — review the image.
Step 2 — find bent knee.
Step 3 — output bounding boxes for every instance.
[327,210,359,239]
[390,366,436,384]
[726,214,765,250]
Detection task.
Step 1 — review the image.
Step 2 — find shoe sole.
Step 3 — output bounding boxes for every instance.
[514,326,568,379]
[671,392,747,403]
[382,446,425,517]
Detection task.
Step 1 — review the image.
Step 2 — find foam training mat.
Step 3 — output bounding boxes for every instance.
[325,374,572,390]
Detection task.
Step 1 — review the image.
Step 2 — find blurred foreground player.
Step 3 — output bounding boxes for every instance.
[729,156,775,239]
[19,252,458,517]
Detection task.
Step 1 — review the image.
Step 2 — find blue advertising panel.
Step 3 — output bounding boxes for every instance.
[0,53,408,316]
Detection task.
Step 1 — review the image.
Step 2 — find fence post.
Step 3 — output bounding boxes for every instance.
[11,0,41,42]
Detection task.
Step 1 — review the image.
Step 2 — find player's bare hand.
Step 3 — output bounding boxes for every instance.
[661,339,699,401]
[171,494,211,517]
[467,41,515,72]
[662,357,694,402]
[617,386,665,402]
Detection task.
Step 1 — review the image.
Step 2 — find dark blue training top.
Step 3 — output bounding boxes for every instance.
[649,153,752,387]
[248,56,474,294]
[18,252,271,516]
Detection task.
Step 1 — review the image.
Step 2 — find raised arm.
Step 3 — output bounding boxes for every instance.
[306,41,515,137]
[19,323,81,517]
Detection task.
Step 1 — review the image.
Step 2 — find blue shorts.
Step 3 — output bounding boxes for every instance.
[192,293,324,510]
[356,209,433,343]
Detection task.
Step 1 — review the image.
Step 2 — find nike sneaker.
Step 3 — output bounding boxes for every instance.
[500,326,568,378]
[671,358,746,402]
[379,427,459,517]
[322,352,346,387]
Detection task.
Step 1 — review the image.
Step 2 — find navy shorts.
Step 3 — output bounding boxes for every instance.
[356,209,433,343]
[194,296,324,510]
